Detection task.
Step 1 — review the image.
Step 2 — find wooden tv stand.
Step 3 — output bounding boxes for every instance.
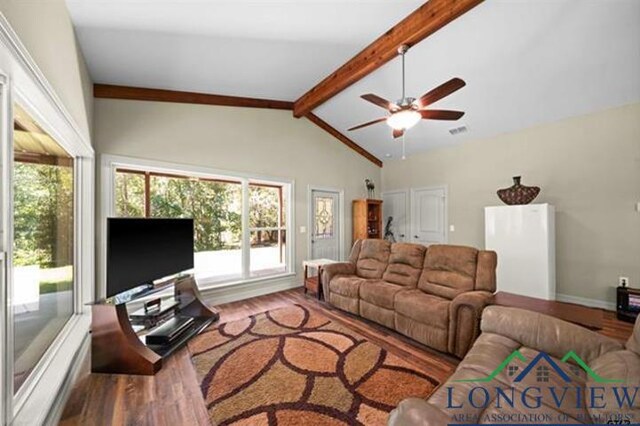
[91,275,219,375]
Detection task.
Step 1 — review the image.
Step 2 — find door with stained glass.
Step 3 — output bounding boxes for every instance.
[311,190,339,260]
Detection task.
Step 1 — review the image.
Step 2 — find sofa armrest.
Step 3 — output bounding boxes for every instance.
[481,306,623,363]
[321,262,355,299]
[388,398,450,426]
[448,291,494,358]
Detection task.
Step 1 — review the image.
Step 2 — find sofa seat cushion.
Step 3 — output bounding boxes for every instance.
[360,280,404,310]
[329,275,364,298]
[394,289,450,330]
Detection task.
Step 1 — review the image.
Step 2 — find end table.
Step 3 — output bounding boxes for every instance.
[303,259,338,300]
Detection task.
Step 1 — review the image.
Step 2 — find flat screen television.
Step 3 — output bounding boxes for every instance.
[106,218,194,298]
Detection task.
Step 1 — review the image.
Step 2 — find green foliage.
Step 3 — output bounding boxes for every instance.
[115,172,145,217]
[150,176,242,252]
[13,162,74,268]
[249,186,281,246]
[114,172,285,252]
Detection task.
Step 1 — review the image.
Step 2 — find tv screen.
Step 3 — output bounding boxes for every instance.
[106,218,194,298]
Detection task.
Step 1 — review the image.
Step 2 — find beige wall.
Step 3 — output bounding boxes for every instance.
[94,98,382,284]
[382,103,640,305]
[0,0,93,140]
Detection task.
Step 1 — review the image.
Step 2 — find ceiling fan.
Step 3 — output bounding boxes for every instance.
[348,45,466,139]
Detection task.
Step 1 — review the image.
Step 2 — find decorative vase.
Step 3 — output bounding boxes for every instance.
[497,176,540,205]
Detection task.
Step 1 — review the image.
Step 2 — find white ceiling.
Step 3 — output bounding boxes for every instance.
[66,0,423,100]
[67,0,640,159]
[316,0,640,159]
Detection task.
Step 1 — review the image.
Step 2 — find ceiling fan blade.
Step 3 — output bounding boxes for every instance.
[416,78,466,108]
[419,110,465,120]
[348,117,388,131]
[361,94,399,111]
[393,128,404,139]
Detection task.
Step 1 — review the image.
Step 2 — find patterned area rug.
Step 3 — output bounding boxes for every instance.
[188,304,440,425]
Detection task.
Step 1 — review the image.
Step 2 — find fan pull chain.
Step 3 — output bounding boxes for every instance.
[402,134,406,160]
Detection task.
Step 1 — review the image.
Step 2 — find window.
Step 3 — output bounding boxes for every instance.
[314,196,334,239]
[249,184,287,277]
[113,165,292,285]
[12,104,75,392]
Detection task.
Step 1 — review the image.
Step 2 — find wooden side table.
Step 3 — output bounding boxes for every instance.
[303,259,338,300]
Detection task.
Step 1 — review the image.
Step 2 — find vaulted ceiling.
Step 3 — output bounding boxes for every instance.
[67,0,640,163]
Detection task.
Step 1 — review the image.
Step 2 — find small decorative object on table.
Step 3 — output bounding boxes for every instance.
[365,178,375,198]
[497,176,540,205]
[303,258,339,300]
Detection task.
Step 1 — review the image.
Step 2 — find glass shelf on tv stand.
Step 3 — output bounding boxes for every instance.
[90,273,193,306]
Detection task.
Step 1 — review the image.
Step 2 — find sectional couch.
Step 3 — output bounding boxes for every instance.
[389,306,640,425]
[321,239,498,358]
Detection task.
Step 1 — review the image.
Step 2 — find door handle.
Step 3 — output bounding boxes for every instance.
[414,235,419,239]
[399,234,405,238]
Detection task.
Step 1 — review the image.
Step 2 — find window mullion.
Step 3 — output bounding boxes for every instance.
[241,179,250,279]
[144,172,151,218]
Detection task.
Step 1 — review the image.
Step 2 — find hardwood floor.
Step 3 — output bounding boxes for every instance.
[59,288,634,425]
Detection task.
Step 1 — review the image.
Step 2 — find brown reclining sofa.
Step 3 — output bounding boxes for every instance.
[322,239,497,358]
[389,306,640,425]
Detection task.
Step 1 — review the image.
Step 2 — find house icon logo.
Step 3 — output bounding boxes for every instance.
[454,350,624,384]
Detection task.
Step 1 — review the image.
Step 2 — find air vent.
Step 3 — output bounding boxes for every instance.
[449,125,468,135]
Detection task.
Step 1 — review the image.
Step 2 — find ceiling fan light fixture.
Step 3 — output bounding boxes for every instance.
[386,109,421,131]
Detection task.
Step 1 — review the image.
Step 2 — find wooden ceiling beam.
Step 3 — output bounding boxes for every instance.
[293,0,484,117]
[94,84,294,110]
[306,113,382,168]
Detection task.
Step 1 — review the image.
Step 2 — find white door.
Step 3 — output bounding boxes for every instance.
[311,190,340,260]
[382,191,409,242]
[411,187,447,245]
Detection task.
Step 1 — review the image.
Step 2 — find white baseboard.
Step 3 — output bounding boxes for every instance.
[556,293,615,311]
[201,275,302,306]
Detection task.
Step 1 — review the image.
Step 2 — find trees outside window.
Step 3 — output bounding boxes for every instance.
[114,168,289,283]
[12,104,75,392]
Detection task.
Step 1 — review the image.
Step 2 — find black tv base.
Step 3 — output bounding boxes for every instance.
[91,275,219,375]
[147,316,216,358]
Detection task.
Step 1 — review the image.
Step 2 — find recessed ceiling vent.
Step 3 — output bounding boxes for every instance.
[449,125,468,135]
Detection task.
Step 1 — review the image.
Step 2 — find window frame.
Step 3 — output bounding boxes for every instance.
[0,22,95,423]
[100,155,295,297]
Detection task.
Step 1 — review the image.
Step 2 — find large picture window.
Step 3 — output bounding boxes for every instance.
[113,165,292,285]
[12,104,75,393]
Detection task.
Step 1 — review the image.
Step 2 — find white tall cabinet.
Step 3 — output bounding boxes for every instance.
[485,204,556,300]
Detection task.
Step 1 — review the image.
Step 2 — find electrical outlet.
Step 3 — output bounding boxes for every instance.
[620,276,630,287]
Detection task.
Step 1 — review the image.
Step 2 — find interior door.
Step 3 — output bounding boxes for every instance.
[382,191,408,242]
[411,187,446,245]
[311,190,340,260]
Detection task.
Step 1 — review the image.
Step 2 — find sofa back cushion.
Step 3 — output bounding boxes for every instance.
[356,239,391,279]
[626,313,640,355]
[348,240,362,263]
[418,245,478,299]
[475,250,498,292]
[382,243,426,287]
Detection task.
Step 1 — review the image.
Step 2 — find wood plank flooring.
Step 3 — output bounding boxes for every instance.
[59,288,634,425]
